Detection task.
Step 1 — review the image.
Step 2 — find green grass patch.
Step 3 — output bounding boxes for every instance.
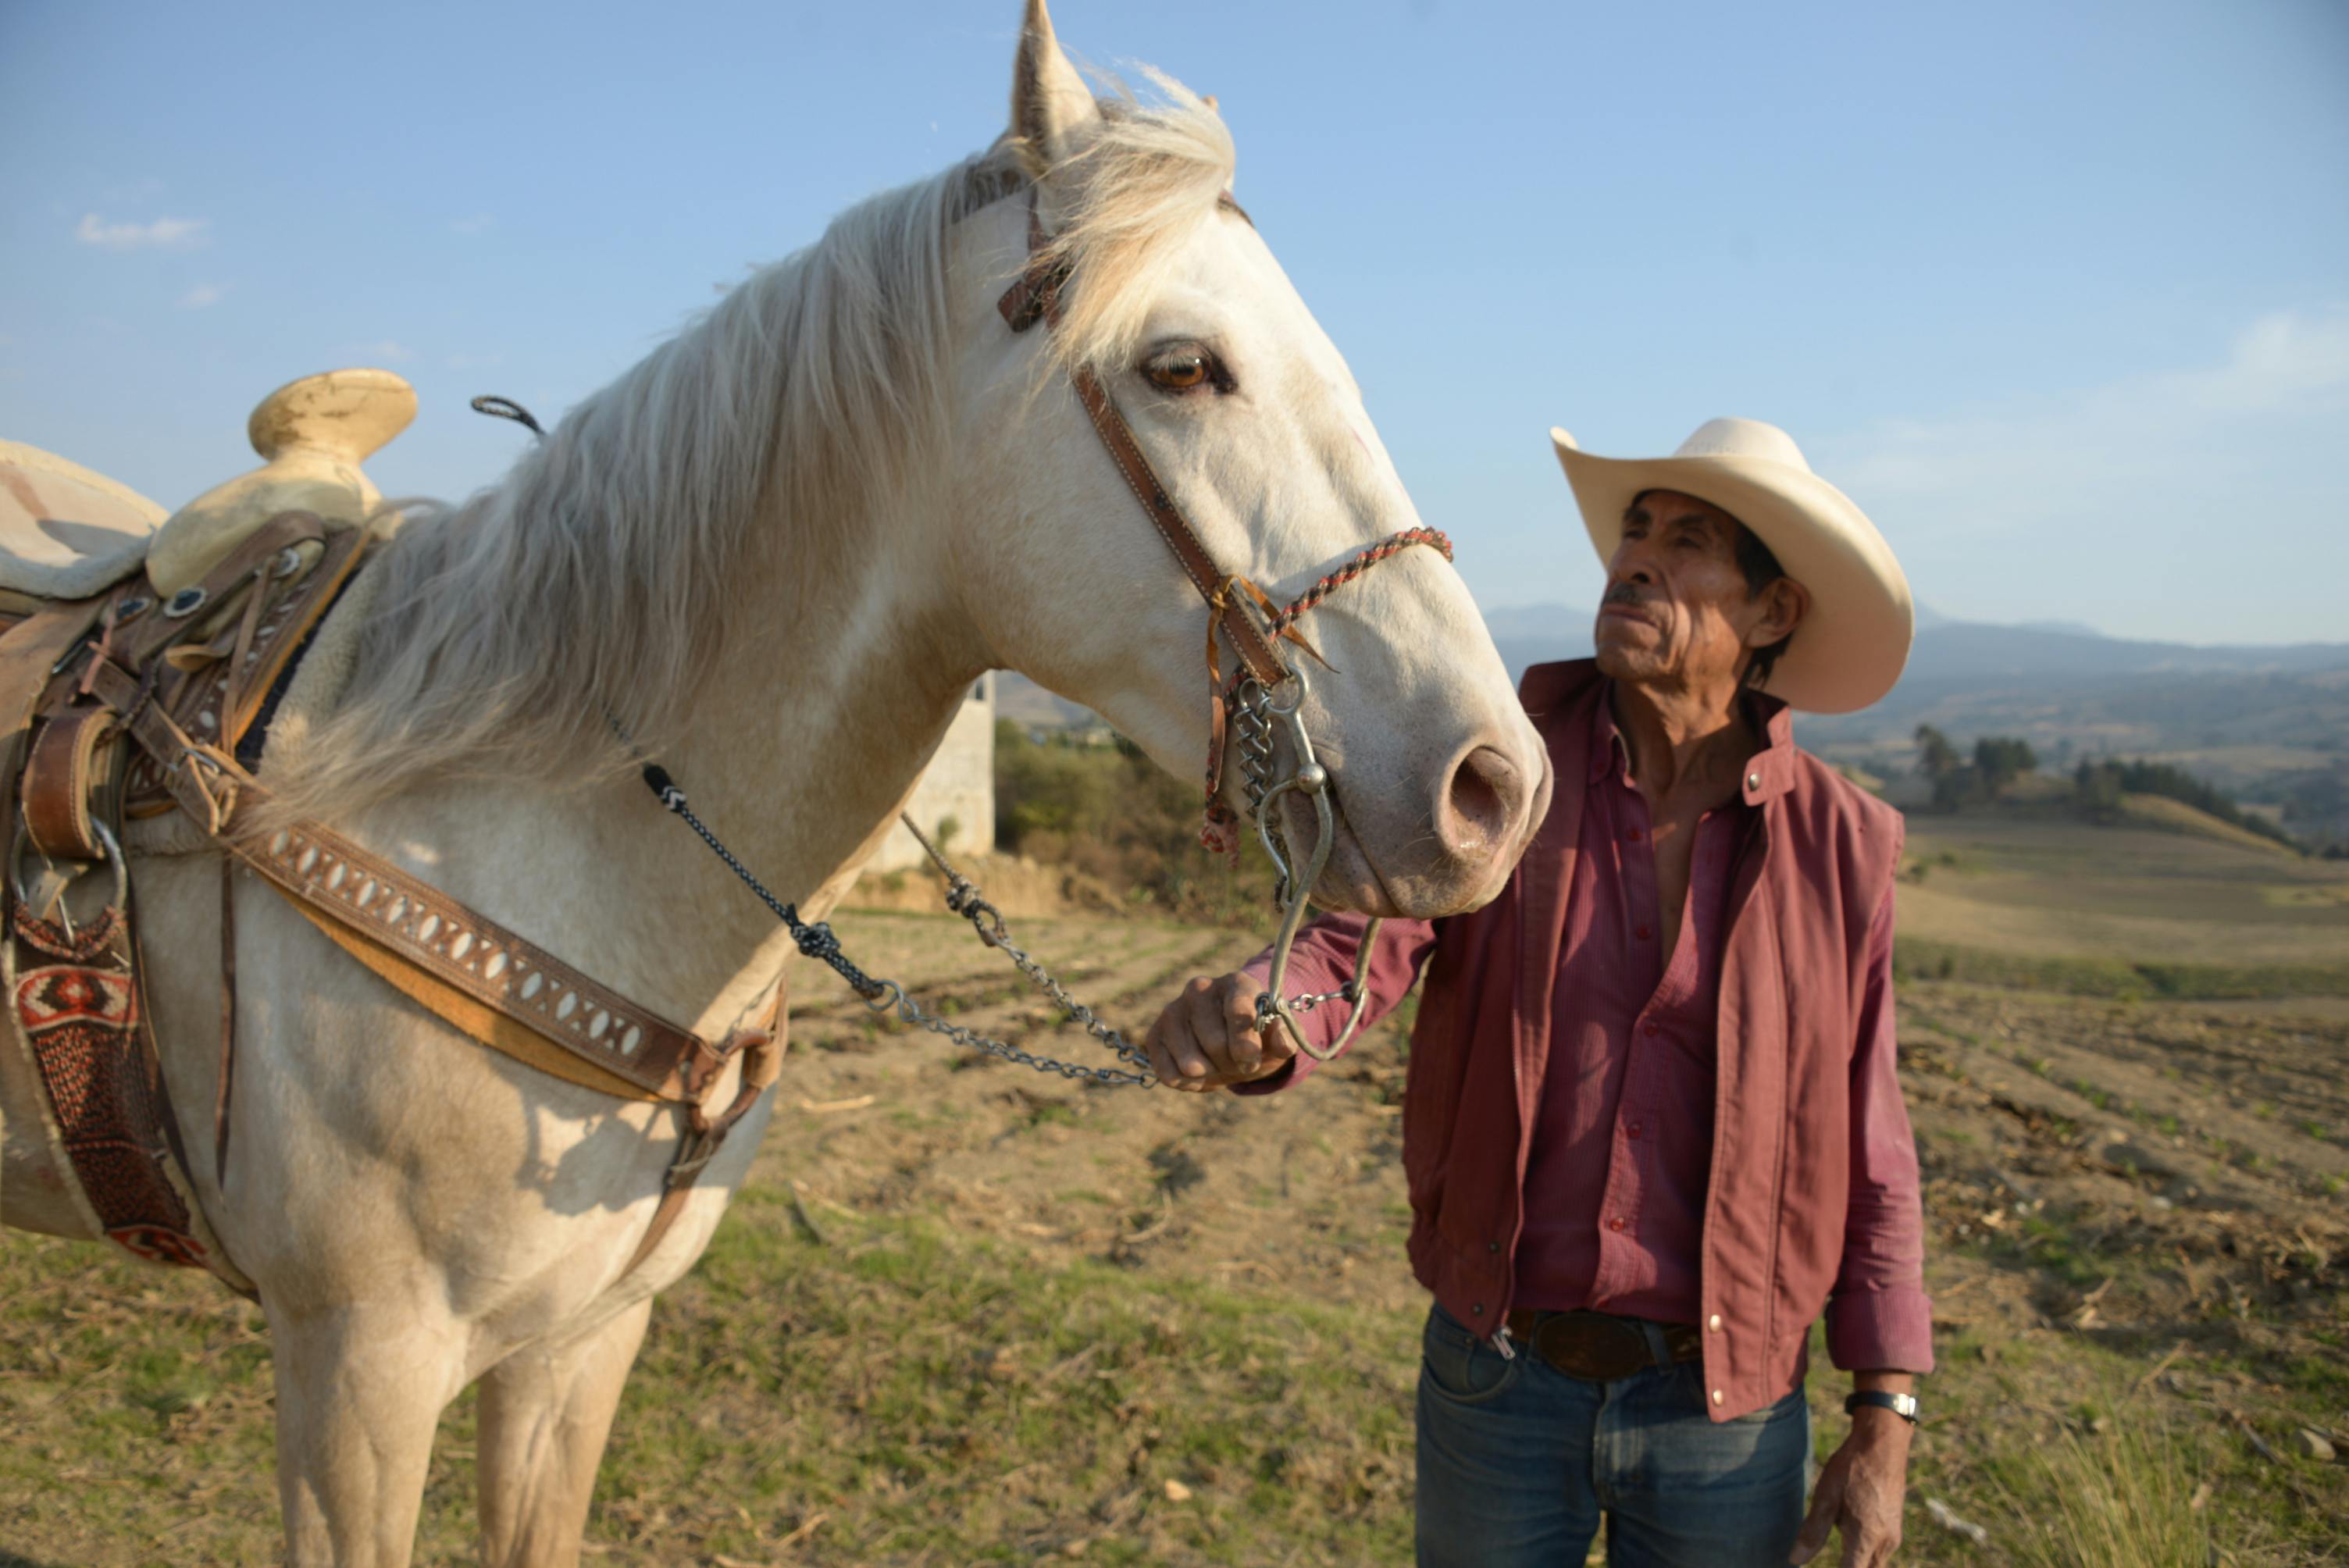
[1893,937,2349,1000]
[601,1207,1421,1563]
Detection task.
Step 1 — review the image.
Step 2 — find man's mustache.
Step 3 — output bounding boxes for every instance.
[1602,583,1655,611]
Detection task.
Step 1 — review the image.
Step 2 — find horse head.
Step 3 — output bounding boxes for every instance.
[946,0,1552,920]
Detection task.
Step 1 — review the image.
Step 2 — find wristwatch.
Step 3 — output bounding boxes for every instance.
[1845,1390,1920,1425]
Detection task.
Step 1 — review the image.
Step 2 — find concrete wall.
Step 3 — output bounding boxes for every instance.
[870,672,996,871]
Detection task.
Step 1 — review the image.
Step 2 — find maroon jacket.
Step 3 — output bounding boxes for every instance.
[1242,660,1927,1420]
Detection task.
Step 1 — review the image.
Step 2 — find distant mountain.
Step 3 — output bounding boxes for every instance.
[1001,611,2349,734]
[998,605,2347,842]
[1471,602,2349,687]
[1895,623,2349,682]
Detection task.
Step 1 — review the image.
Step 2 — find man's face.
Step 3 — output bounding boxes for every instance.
[1592,490,1803,693]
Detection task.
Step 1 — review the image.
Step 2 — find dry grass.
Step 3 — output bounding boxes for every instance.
[1988,1415,2213,1568]
[1896,817,2349,968]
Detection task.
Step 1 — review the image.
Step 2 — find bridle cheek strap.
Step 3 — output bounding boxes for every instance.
[993,191,1455,856]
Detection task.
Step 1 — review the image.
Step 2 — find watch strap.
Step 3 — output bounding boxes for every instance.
[1845,1390,1920,1424]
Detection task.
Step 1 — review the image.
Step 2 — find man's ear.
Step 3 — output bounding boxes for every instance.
[1009,0,1100,176]
[1750,576,1809,649]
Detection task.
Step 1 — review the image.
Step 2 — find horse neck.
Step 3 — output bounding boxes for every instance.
[369,487,989,1042]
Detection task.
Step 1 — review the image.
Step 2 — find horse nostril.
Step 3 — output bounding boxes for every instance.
[1441,745,1520,861]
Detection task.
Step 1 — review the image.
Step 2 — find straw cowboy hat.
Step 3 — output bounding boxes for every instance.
[1549,417,1914,714]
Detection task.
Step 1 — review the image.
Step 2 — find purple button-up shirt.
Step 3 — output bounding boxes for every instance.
[1515,696,1752,1318]
[1242,673,1931,1379]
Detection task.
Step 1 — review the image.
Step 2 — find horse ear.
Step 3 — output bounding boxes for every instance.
[1010,0,1099,172]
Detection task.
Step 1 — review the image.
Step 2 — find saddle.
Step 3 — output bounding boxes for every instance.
[0,370,409,1287]
[2,369,779,1292]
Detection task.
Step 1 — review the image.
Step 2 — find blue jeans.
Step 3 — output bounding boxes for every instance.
[1415,1303,1811,1567]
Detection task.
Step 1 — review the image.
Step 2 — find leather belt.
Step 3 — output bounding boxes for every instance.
[1505,1309,1703,1381]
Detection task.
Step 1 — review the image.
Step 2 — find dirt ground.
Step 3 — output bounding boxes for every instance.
[2,898,2344,1563]
[747,907,2349,1563]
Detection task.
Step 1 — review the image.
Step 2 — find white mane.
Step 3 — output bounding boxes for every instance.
[271,73,1235,823]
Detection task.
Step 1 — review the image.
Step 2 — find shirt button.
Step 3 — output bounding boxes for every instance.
[1634,924,1651,941]
[1627,827,1643,843]
[1711,1388,1725,1406]
[1642,1021,1660,1038]
[1708,1314,1723,1333]
[1626,1121,1642,1138]
[1607,1217,1626,1232]
[1488,1241,1501,1253]
[1471,1303,1485,1315]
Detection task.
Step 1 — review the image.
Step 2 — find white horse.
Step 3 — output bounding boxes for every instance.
[2,4,1549,1562]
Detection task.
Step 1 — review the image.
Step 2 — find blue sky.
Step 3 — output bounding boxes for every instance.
[4,0,2344,644]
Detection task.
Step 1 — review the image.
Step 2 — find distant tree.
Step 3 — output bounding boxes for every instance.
[2074,760,2126,822]
[1914,724,1959,780]
[1929,768,1973,813]
[2279,770,2346,827]
[1973,736,2038,798]
[2069,754,2304,850]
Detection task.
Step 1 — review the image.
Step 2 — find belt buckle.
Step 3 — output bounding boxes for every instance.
[1538,1311,1652,1381]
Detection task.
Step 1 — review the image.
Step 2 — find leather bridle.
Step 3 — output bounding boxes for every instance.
[988,187,1453,1060]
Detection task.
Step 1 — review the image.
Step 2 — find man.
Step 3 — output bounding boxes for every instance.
[1145,418,1929,1567]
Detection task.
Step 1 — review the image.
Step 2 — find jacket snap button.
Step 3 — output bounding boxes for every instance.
[1470,1303,1484,1316]
[1711,1388,1725,1406]
[1746,772,1762,790]
[1708,1314,1723,1332]
[1488,1241,1500,1253]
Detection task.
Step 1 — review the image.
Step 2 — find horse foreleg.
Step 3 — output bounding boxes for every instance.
[476,1299,655,1568]
[269,1301,465,1567]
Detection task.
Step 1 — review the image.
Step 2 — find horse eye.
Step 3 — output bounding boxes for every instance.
[1144,346,1217,393]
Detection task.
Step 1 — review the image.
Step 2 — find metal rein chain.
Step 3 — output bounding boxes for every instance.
[477,397,1154,1089]
[629,754,1157,1089]
[492,392,1445,1084]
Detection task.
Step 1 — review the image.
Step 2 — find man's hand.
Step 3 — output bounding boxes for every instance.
[1790,1399,1912,1566]
[1143,971,1296,1090]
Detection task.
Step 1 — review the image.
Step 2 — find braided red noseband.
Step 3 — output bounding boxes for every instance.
[1195,527,1453,853]
[996,193,1456,856]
